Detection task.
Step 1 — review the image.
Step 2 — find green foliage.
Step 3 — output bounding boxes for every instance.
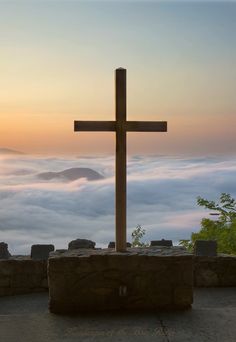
[180,193,236,255]
[131,224,148,247]
[179,239,193,252]
[191,219,236,254]
[197,193,236,223]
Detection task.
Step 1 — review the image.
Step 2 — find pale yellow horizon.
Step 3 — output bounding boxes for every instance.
[1,2,235,156]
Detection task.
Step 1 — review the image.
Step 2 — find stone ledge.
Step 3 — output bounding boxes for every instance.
[50,246,191,258]
[2,250,236,301]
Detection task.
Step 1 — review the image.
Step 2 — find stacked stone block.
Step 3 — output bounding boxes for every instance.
[194,255,236,287]
[0,258,48,296]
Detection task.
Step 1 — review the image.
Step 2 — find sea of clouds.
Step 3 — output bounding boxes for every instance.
[1,153,236,254]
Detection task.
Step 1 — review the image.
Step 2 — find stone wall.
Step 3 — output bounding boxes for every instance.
[0,257,48,296]
[194,255,236,287]
[48,248,193,313]
[1,252,236,298]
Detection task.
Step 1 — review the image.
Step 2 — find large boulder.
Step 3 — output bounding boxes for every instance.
[68,239,96,250]
[0,242,11,259]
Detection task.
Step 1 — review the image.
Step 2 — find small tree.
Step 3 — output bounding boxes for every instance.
[179,239,194,251]
[131,224,147,247]
[180,193,236,254]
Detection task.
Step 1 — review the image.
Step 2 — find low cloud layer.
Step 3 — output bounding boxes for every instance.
[1,154,236,254]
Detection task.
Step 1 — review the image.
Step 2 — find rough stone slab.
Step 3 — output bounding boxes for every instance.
[0,242,11,259]
[48,247,193,313]
[194,240,217,257]
[68,239,95,249]
[31,244,55,260]
[150,239,173,247]
[108,242,132,248]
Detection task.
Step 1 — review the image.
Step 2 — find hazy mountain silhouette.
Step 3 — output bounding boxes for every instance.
[0,148,25,155]
[37,168,104,182]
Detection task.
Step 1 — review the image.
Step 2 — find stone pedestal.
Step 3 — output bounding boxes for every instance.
[48,247,193,314]
[151,239,173,247]
[31,244,54,260]
[194,240,217,257]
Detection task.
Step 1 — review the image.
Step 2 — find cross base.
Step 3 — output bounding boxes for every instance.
[48,248,193,313]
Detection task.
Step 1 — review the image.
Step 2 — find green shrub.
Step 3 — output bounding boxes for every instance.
[179,193,236,255]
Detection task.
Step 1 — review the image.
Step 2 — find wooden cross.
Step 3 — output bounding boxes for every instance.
[74,68,167,252]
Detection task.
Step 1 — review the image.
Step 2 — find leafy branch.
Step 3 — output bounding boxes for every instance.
[131,224,149,247]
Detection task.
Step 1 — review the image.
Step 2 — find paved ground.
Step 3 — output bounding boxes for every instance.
[1,288,236,342]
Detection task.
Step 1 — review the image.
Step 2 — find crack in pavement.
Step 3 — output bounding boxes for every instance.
[159,318,170,342]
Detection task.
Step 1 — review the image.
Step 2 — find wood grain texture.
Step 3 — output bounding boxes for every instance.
[125,121,167,132]
[74,121,116,131]
[115,68,127,252]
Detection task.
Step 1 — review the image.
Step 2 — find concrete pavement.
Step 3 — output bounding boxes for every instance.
[0,288,236,342]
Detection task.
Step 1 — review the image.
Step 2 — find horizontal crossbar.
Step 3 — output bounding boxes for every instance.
[74,121,115,131]
[74,121,167,132]
[126,121,167,132]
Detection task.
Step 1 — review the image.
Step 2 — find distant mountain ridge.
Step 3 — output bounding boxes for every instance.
[0,148,24,155]
[37,167,104,182]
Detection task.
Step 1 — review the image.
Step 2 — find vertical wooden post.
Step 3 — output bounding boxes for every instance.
[115,68,127,252]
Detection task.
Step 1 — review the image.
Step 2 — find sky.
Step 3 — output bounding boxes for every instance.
[0,0,235,155]
[2,153,236,254]
[0,1,236,253]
